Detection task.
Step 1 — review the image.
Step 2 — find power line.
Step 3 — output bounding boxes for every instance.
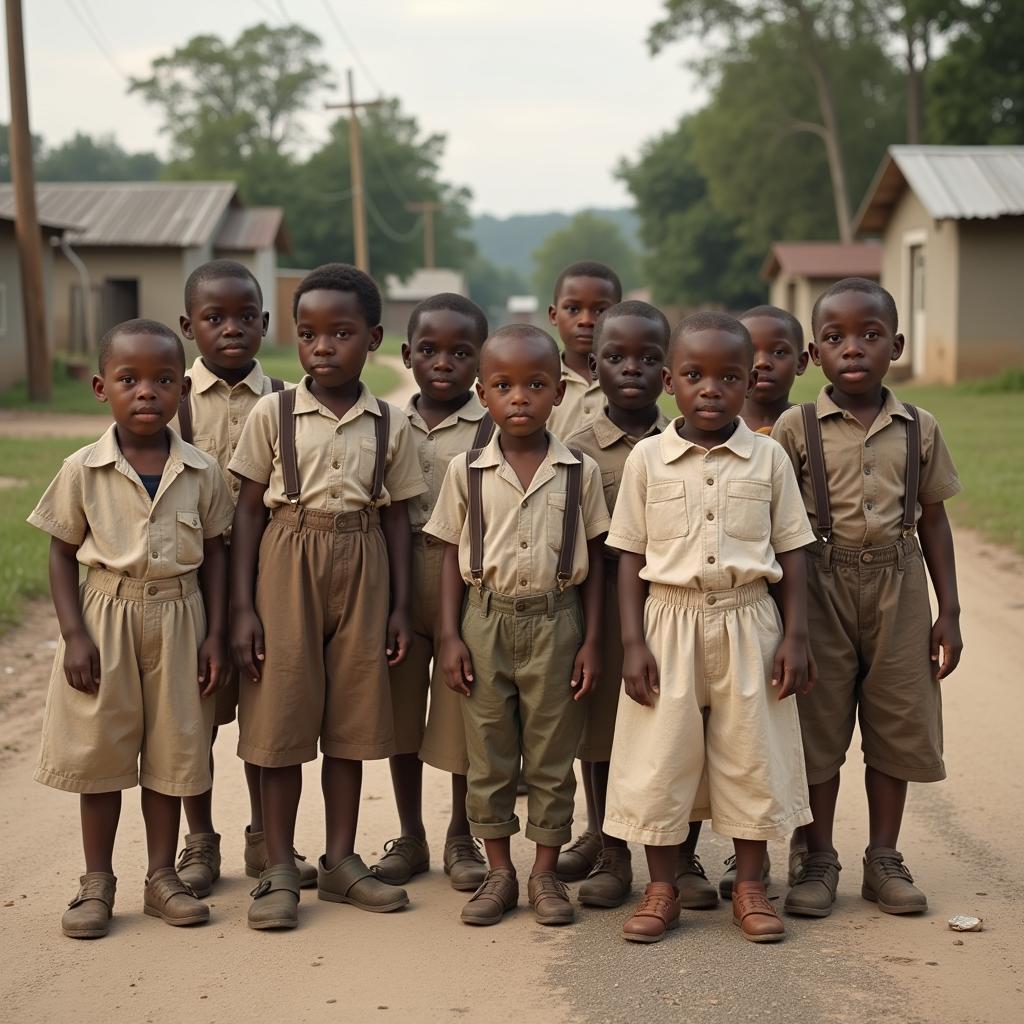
[320,0,384,97]
[250,0,278,21]
[364,189,423,244]
[64,0,129,80]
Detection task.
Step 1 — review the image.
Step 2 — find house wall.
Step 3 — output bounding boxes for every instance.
[955,216,1024,379]
[0,220,56,390]
[275,270,308,347]
[215,246,280,343]
[769,274,856,343]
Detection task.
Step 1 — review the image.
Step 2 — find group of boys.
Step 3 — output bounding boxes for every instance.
[29,254,962,946]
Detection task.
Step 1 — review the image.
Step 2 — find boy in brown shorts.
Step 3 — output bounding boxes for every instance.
[426,325,610,927]
[371,293,492,893]
[170,259,315,898]
[30,319,234,937]
[773,278,962,918]
[604,312,816,944]
[740,305,809,436]
[229,263,427,930]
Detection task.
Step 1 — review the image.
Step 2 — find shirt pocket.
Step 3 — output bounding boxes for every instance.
[175,509,204,566]
[725,480,772,541]
[547,492,568,551]
[191,434,218,456]
[601,470,617,509]
[646,480,689,541]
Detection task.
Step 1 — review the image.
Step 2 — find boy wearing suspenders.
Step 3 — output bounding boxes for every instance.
[772,279,962,919]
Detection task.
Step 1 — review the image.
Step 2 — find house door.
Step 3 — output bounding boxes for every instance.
[908,246,926,377]
[102,278,139,334]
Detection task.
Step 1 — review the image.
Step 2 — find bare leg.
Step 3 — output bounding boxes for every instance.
[182,725,217,834]
[81,792,121,874]
[579,759,599,834]
[532,844,559,874]
[244,761,263,832]
[322,756,362,868]
[261,764,302,866]
[645,844,680,885]
[448,773,470,837]
[483,836,515,872]
[386,752,425,839]
[140,788,181,875]
[865,766,907,849]
[591,760,626,848]
[679,820,702,858]
[804,773,841,855]
[732,839,768,884]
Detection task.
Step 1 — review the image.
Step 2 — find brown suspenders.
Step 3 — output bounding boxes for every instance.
[801,400,921,543]
[278,388,389,508]
[177,376,284,446]
[467,446,584,591]
[471,412,495,450]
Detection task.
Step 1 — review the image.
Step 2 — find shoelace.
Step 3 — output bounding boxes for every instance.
[734,888,775,917]
[471,871,514,902]
[722,853,737,870]
[592,848,628,874]
[69,877,112,908]
[380,836,425,862]
[447,837,484,864]
[177,840,217,870]
[532,874,570,902]
[636,889,677,918]
[678,853,708,879]
[796,855,839,885]
[565,830,598,855]
[149,873,196,903]
[873,854,914,884]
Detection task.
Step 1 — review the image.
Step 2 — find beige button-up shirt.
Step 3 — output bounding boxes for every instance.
[772,387,961,548]
[607,418,815,591]
[405,392,490,532]
[425,432,611,596]
[28,424,235,580]
[547,360,602,440]
[229,379,426,512]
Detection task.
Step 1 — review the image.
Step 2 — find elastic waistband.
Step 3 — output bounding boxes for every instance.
[810,537,918,568]
[270,505,380,533]
[466,585,578,617]
[648,578,768,610]
[85,567,199,602]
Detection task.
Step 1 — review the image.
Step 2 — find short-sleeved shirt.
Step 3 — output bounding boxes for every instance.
[171,357,294,504]
[607,417,815,591]
[547,359,602,439]
[229,379,426,511]
[27,423,235,580]
[424,431,611,596]
[404,392,489,532]
[771,387,961,548]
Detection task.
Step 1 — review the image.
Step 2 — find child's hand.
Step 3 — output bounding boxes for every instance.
[386,609,411,667]
[439,635,474,697]
[198,632,227,699]
[231,608,265,682]
[771,634,809,699]
[622,640,659,706]
[571,640,600,700]
[63,631,100,694]
[931,611,963,680]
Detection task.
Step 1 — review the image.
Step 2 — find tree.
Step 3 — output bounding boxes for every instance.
[530,212,639,299]
[0,122,42,181]
[36,133,162,181]
[465,255,528,325]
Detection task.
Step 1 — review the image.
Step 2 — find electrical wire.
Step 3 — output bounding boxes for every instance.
[363,189,424,243]
[64,0,130,80]
[319,0,384,97]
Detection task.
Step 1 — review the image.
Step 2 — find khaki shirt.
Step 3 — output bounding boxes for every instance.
[607,418,815,591]
[547,360,602,440]
[27,423,235,580]
[772,387,961,548]
[425,431,611,596]
[229,379,426,511]
[405,392,490,532]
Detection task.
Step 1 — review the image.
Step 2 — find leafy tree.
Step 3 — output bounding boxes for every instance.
[0,123,42,181]
[465,255,528,325]
[36,133,162,181]
[530,212,639,299]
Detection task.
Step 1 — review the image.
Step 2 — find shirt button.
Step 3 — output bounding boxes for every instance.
[706,595,717,605]
[332,460,340,469]
[862,552,874,563]
[864,468,871,475]
[706,511,715,521]
[707,555,716,564]
[331,490,339,498]
[522,500,529,508]
[516,601,526,612]
[706,478,714,486]
[519,578,528,588]
[151,551,159,559]
[231,417,238,425]
[147,586,158,596]
[865,502,874,511]
[520,541,528,549]
[865,440,871,447]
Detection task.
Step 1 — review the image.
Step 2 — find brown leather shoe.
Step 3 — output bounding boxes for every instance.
[143,867,209,927]
[622,882,681,943]
[244,826,317,889]
[461,868,518,926]
[528,871,575,925]
[318,854,409,913]
[556,830,601,882]
[675,852,718,909]
[579,846,633,908]
[370,836,430,886]
[732,880,784,942]
[176,832,221,899]
[862,848,927,914]
[62,872,116,939]
[443,835,487,892]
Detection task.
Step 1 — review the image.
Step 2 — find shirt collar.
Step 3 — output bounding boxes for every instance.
[469,430,581,470]
[659,416,755,463]
[294,378,381,424]
[84,423,209,471]
[815,385,911,422]
[560,355,597,388]
[590,406,670,449]
[405,391,486,433]
[188,355,267,396]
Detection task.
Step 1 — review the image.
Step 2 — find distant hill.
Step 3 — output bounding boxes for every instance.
[471,208,640,278]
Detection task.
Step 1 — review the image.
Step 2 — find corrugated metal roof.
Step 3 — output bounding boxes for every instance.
[855,146,1024,234]
[0,182,237,248]
[0,205,83,233]
[385,268,466,301]
[215,206,286,252]
[762,242,881,280]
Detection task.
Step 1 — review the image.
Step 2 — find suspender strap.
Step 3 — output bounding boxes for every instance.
[902,403,921,536]
[472,412,495,450]
[270,377,285,393]
[557,449,584,589]
[278,388,300,503]
[177,394,194,445]
[801,402,832,542]
[369,402,390,508]
[466,448,485,586]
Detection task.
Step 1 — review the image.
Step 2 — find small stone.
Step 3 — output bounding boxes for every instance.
[3,901,13,907]
[312,961,321,967]
[953,940,964,946]
[926,961,938,966]
[948,915,983,932]
[327,1000,337,1005]
[200,996,207,1000]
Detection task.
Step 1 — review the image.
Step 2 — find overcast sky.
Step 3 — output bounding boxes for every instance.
[1,0,704,217]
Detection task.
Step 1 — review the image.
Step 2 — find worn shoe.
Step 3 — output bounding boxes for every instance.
[719,850,771,899]
[862,848,927,914]
[244,826,317,889]
[556,830,601,882]
[62,872,116,939]
[175,832,221,898]
[528,871,575,925]
[443,835,488,892]
[732,881,784,943]
[319,853,409,913]
[248,863,300,930]
[788,830,809,887]
[676,852,719,909]
[460,868,519,926]
[622,882,680,943]
[143,867,209,927]
[784,851,841,917]
[371,836,430,885]
[579,847,633,908]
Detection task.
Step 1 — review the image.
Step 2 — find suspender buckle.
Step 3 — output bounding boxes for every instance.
[556,570,572,592]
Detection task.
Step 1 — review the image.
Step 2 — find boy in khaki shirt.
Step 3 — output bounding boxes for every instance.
[30,319,234,938]
[426,325,610,928]
[605,312,816,945]
[740,305,809,436]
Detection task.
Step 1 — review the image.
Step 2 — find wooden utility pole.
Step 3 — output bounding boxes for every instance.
[5,0,51,400]
[325,70,383,272]
[405,201,441,269]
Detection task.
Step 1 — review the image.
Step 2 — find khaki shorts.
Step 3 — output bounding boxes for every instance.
[800,538,944,785]
[460,586,585,847]
[35,568,214,797]
[578,566,622,762]
[389,533,469,774]
[605,580,811,845]
[237,506,395,767]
